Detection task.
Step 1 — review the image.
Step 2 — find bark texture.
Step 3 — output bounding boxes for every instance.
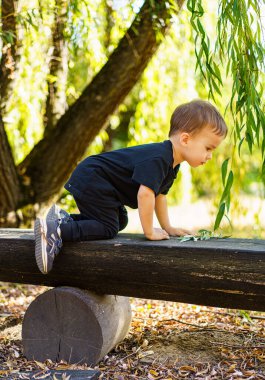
[0,0,22,224]
[1,230,265,312]
[44,0,68,135]
[0,0,18,99]
[0,116,21,224]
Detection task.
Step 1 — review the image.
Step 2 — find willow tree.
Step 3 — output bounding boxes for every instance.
[186,0,264,229]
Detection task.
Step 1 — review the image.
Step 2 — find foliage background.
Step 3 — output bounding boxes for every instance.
[2,0,265,236]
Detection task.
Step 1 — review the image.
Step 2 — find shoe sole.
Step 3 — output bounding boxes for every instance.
[34,218,48,274]
[46,204,60,223]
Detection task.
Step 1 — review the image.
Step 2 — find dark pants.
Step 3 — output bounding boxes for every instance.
[60,195,128,242]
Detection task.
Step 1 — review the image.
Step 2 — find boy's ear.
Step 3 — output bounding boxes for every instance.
[179,132,190,146]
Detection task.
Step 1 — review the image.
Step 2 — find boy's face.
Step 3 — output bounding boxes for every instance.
[181,126,225,168]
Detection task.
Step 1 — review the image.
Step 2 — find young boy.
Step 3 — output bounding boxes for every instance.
[34,99,227,274]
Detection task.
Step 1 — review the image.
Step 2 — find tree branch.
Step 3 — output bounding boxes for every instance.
[43,0,68,135]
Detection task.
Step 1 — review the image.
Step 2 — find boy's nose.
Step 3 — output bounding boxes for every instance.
[207,152,212,160]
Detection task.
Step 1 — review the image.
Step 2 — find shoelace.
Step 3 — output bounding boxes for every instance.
[60,215,73,224]
[41,223,62,257]
[47,236,62,257]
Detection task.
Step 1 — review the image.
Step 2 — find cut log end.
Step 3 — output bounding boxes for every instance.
[22,287,132,365]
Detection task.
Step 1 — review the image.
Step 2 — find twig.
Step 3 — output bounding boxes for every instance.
[210,341,265,349]
[159,318,209,329]
[199,310,265,320]
[120,346,141,361]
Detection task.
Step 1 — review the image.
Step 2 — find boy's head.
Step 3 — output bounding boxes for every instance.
[169,99,227,138]
[169,100,228,168]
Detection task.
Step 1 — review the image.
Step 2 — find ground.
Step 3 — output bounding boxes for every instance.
[0,283,265,379]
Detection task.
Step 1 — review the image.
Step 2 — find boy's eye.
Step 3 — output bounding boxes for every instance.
[206,147,211,151]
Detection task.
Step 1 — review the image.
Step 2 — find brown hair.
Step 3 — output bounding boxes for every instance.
[169,99,228,137]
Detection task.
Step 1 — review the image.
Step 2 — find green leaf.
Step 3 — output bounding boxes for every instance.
[245,132,253,154]
[239,310,252,323]
[214,202,226,231]
[197,18,206,38]
[221,158,229,186]
[179,236,194,242]
[212,61,223,84]
[238,137,244,157]
[220,170,234,204]
[262,158,265,183]
[262,138,265,159]
[211,77,222,96]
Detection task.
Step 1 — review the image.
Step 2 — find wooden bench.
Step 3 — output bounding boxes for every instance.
[1,229,265,366]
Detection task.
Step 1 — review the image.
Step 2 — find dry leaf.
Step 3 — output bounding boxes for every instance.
[138,350,154,358]
[179,365,196,371]
[34,361,47,370]
[149,369,158,376]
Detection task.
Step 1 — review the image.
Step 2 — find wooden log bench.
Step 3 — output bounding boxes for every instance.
[0,228,265,366]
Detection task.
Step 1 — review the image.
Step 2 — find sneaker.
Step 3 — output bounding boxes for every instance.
[34,217,63,274]
[46,204,72,224]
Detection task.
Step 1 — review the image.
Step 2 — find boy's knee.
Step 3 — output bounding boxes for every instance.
[106,227,119,238]
[104,224,119,238]
[118,206,128,231]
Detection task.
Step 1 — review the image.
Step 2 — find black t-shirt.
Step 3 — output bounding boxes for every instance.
[65,140,180,209]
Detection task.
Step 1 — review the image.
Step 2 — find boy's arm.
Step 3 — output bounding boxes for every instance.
[155,194,195,236]
[137,185,169,240]
[154,194,171,231]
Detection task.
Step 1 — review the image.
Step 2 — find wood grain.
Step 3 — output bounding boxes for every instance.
[1,229,265,311]
[22,287,131,365]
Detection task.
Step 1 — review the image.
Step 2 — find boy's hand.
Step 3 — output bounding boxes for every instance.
[146,228,170,241]
[166,226,196,237]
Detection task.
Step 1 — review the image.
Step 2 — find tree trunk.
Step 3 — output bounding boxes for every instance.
[18,0,185,205]
[0,0,18,99]
[43,0,68,136]
[0,116,21,226]
[0,0,22,225]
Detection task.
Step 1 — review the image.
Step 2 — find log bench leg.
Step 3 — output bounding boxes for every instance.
[22,287,132,365]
